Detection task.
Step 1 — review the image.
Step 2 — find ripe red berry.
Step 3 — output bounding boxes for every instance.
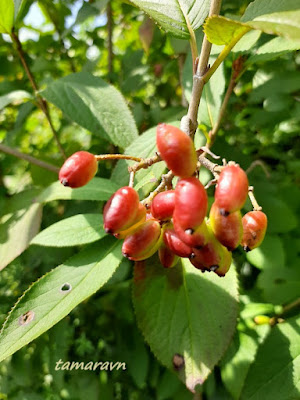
[103,187,140,234]
[113,203,146,239]
[156,123,197,178]
[163,226,194,258]
[215,164,249,213]
[241,210,267,251]
[150,190,175,221]
[159,245,179,268]
[174,177,208,230]
[122,219,162,261]
[190,231,232,277]
[209,202,243,250]
[173,215,209,248]
[59,151,98,188]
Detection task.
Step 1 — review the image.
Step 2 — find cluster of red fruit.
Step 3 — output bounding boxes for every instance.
[58,124,267,277]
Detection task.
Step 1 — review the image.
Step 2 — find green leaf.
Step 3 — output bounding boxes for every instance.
[258,264,300,304]
[246,235,285,270]
[129,0,211,39]
[13,0,24,21]
[203,16,251,45]
[247,37,300,64]
[41,72,138,149]
[241,316,300,400]
[0,90,32,110]
[198,55,225,129]
[37,177,118,203]
[132,257,239,391]
[241,0,300,22]
[0,189,43,271]
[112,124,175,197]
[31,214,105,247]
[259,196,297,234]
[0,237,123,362]
[221,326,270,400]
[248,11,300,41]
[0,0,14,33]
[232,30,261,53]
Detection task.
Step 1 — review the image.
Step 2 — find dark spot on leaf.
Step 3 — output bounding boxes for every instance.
[19,310,35,326]
[274,278,286,284]
[172,353,184,371]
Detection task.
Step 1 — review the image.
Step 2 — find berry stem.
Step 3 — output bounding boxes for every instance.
[142,171,174,208]
[128,153,162,173]
[95,154,142,162]
[248,186,262,211]
[129,171,135,188]
[10,30,66,159]
[0,143,59,173]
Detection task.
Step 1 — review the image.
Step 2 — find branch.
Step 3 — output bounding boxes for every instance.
[181,0,223,137]
[141,171,174,208]
[128,153,162,173]
[0,143,59,173]
[10,30,66,159]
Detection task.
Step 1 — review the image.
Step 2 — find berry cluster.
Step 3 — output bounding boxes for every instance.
[58,124,267,277]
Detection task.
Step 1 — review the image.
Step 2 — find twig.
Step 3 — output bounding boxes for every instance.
[107,1,114,76]
[181,0,223,137]
[95,154,142,162]
[248,186,262,211]
[129,171,135,187]
[198,154,223,179]
[128,153,162,173]
[10,30,66,159]
[142,171,174,208]
[0,143,59,173]
[246,160,270,178]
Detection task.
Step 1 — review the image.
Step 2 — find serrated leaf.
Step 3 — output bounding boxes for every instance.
[0,90,32,110]
[241,0,300,22]
[132,257,239,391]
[247,37,300,64]
[0,189,43,271]
[31,214,105,247]
[241,316,300,400]
[130,0,211,39]
[37,177,118,203]
[0,0,14,33]
[246,235,285,270]
[204,16,251,45]
[41,72,138,149]
[0,237,123,362]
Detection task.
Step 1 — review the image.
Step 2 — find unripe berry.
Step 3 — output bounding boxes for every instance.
[215,164,249,213]
[163,226,194,258]
[173,215,209,248]
[150,190,175,221]
[209,202,243,250]
[59,151,98,188]
[190,228,232,276]
[174,177,208,230]
[241,210,267,251]
[122,219,162,261]
[114,203,146,239]
[159,245,179,268]
[103,187,140,234]
[156,124,197,178]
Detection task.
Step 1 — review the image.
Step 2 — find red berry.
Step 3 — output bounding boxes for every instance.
[156,123,197,178]
[163,226,193,258]
[103,187,140,234]
[209,202,243,250]
[190,231,232,277]
[159,245,179,268]
[174,177,208,230]
[113,203,146,239]
[122,219,162,261]
[241,211,267,251]
[150,190,175,221]
[215,164,249,213]
[173,215,209,248]
[59,151,97,188]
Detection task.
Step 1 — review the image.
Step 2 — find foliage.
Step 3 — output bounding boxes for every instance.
[0,0,299,399]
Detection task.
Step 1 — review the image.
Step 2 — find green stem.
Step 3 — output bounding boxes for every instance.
[203,27,250,83]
